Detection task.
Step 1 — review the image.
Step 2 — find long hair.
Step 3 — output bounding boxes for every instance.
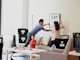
[54,21,60,30]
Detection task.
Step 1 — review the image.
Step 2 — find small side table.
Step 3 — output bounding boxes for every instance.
[69,50,80,60]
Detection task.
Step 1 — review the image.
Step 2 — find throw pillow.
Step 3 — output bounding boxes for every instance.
[36,37,43,45]
[40,36,51,46]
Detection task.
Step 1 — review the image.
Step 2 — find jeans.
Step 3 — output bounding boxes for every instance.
[49,40,55,47]
[24,33,31,47]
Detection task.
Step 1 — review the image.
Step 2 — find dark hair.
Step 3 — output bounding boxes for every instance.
[54,21,60,30]
[31,34,35,37]
[39,19,44,23]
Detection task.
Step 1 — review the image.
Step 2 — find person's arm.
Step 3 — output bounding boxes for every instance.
[42,23,52,31]
[60,23,64,28]
[60,19,64,28]
[43,28,52,32]
[43,23,50,26]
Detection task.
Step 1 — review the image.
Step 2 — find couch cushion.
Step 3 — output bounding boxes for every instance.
[36,45,49,50]
[36,37,43,45]
[48,48,64,53]
[40,36,51,46]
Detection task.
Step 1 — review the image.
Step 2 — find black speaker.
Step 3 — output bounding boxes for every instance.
[11,35,16,47]
[0,43,3,60]
[0,37,3,60]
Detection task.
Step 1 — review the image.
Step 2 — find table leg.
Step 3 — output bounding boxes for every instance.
[6,50,8,60]
[30,53,32,60]
[10,52,13,60]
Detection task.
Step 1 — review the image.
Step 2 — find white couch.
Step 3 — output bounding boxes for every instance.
[34,31,69,52]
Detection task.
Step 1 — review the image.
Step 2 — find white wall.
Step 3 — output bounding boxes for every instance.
[28,0,80,37]
[23,0,28,28]
[1,0,23,48]
[2,0,80,48]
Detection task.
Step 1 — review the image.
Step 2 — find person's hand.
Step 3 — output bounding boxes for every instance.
[60,19,62,23]
[59,19,64,28]
[47,23,50,25]
[24,47,28,50]
[43,23,50,26]
[52,30,54,33]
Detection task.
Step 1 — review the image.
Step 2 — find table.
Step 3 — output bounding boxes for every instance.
[6,48,47,60]
[69,50,80,60]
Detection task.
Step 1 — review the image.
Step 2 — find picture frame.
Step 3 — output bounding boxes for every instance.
[49,13,61,30]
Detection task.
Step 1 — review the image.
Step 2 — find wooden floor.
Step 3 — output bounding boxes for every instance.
[69,55,79,60]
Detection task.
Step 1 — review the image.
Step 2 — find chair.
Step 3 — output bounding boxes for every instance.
[0,36,3,60]
[40,37,72,60]
[11,28,28,47]
[18,28,28,43]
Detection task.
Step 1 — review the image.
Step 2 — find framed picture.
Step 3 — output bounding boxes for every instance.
[49,13,61,30]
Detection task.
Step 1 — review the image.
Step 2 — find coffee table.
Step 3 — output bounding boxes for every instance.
[6,48,47,60]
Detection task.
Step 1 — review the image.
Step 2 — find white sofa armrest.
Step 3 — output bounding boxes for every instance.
[40,52,67,60]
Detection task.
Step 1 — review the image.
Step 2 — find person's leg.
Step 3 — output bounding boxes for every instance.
[49,40,55,47]
[24,33,31,47]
